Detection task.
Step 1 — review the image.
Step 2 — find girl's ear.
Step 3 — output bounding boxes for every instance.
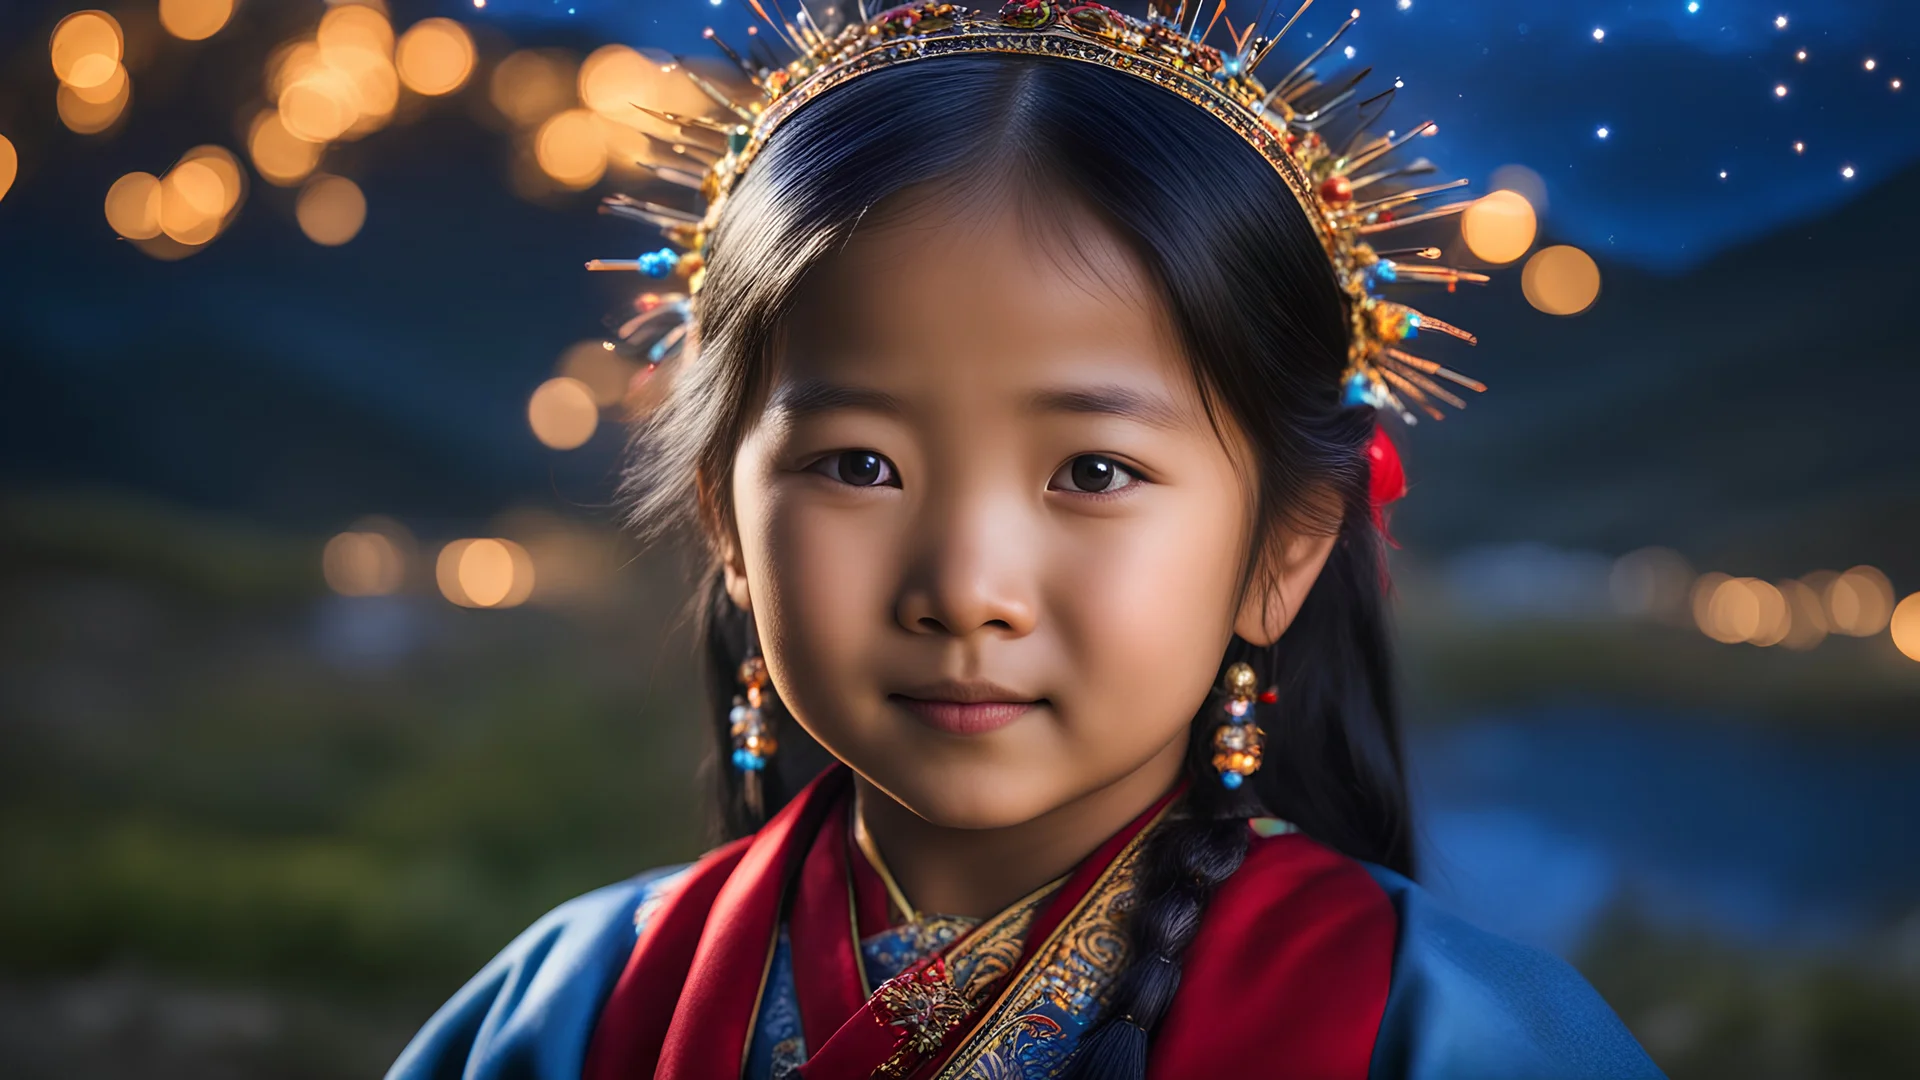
[719,526,753,612]
[1232,511,1341,647]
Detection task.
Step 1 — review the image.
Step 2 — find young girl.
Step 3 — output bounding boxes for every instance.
[389,4,1663,1077]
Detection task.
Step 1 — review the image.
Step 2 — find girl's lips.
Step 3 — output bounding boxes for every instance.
[890,695,1040,735]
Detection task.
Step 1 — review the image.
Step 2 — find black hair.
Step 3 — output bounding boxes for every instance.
[622,50,1414,1078]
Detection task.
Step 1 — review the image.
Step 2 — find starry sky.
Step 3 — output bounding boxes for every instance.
[481,0,1920,268]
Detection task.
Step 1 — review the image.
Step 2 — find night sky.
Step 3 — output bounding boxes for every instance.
[2,0,1916,550]
[539,0,1920,268]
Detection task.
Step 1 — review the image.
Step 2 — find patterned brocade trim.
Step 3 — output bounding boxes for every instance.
[932,806,1170,1079]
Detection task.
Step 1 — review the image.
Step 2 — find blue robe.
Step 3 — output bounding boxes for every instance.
[387,856,1662,1079]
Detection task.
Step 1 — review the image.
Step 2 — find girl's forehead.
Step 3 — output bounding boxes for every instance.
[780,190,1197,404]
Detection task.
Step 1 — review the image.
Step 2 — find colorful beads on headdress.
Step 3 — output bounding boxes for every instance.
[1211,662,1267,790]
[731,655,777,774]
[592,3,1501,424]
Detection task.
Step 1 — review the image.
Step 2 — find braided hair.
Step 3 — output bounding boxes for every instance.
[623,47,1415,1080]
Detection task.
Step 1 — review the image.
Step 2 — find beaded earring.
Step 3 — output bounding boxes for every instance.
[730,650,778,818]
[1212,662,1275,790]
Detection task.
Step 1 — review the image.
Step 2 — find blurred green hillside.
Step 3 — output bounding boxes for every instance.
[2,490,1916,1079]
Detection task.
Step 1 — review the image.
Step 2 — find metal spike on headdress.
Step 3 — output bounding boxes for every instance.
[636,159,707,191]
[1269,7,1360,99]
[679,63,759,122]
[702,28,765,87]
[591,0,1500,423]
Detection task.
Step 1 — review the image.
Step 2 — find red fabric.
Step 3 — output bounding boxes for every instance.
[583,768,850,1080]
[800,784,1184,1080]
[580,837,750,1080]
[787,802,871,1051]
[1148,831,1398,1078]
[587,774,1395,1080]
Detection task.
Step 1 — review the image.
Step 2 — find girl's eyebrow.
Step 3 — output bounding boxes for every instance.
[767,379,906,420]
[767,379,1183,430]
[1027,385,1183,430]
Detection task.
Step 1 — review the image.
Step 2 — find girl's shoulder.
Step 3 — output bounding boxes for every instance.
[384,862,696,1080]
[1161,820,1665,1079]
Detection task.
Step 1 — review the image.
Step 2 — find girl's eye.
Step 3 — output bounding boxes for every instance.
[810,449,899,488]
[1049,454,1140,495]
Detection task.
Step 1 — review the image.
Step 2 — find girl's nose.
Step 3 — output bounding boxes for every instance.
[892,498,1037,639]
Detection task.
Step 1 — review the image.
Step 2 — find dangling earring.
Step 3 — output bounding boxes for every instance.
[1211,662,1270,790]
[730,644,778,818]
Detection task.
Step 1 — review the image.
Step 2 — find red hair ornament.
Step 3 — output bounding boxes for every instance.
[1367,426,1408,545]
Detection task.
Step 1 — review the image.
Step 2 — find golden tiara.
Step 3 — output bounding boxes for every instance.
[589,0,1489,423]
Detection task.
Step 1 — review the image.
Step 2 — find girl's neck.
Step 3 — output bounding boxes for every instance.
[851,738,1189,921]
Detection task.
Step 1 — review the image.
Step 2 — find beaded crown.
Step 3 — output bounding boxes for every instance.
[590,0,1490,423]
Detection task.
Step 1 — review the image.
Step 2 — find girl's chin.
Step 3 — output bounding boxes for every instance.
[863,761,1069,831]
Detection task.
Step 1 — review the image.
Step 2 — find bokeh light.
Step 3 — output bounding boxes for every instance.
[296,174,367,246]
[66,53,123,97]
[1460,189,1538,265]
[179,145,245,218]
[281,68,362,143]
[322,530,406,596]
[1521,244,1602,315]
[159,0,235,41]
[580,45,656,120]
[396,18,475,97]
[57,76,131,134]
[159,161,225,245]
[1777,578,1829,651]
[1487,163,1547,214]
[1697,572,1743,638]
[436,538,535,608]
[49,10,123,85]
[528,376,600,449]
[318,3,395,57]
[104,171,163,240]
[558,339,640,407]
[1744,579,1791,647]
[1826,565,1895,637]
[0,135,17,203]
[248,110,323,186]
[1892,593,1920,662]
[268,8,401,148]
[492,49,578,128]
[1701,576,1762,644]
[534,108,609,189]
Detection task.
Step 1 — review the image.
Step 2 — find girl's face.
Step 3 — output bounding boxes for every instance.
[724,190,1331,830]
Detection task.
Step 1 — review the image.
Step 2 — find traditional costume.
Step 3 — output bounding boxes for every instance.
[390,4,1665,1076]
[388,768,1660,1078]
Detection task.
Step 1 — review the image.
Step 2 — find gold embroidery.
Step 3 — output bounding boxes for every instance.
[874,962,972,1077]
[933,807,1175,1079]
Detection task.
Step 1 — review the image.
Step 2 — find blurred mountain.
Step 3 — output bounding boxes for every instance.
[1392,157,1920,584]
[2,141,1916,580]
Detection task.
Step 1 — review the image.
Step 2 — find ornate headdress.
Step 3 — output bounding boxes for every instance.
[590,0,1489,424]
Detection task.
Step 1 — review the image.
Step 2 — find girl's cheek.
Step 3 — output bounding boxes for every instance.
[1045,506,1247,736]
